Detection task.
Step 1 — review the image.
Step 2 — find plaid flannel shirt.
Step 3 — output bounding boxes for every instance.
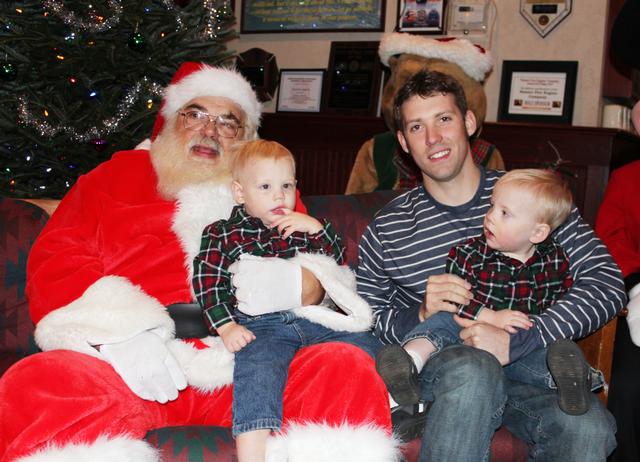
[446,235,574,320]
[193,205,345,333]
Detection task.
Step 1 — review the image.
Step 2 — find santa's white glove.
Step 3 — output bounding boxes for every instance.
[229,254,302,316]
[627,284,640,347]
[100,330,187,403]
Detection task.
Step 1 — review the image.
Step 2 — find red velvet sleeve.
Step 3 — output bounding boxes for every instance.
[26,173,108,324]
[294,189,307,214]
[595,162,640,278]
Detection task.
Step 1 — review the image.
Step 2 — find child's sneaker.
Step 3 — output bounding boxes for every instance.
[376,344,422,406]
[547,339,591,415]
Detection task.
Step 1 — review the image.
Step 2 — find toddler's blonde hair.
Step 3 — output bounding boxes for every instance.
[496,168,573,232]
[230,139,295,181]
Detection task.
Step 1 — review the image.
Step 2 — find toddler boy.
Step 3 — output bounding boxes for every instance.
[193,139,381,462]
[377,169,597,416]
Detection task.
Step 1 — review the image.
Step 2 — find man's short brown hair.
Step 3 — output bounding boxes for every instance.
[393,70,469,131]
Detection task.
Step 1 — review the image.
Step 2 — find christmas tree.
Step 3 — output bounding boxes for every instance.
[0,0,236,198]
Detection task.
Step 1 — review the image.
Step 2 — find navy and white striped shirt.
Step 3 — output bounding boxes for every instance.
[357,168,625,361]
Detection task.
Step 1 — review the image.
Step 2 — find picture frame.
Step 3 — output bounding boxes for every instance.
[397,0,447,34]
[498,60,578,124]
[276,69,325,113]
[321,41,383,116]
[241,0,385,33]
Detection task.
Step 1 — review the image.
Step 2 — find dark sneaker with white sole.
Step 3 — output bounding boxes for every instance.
[547,339,591,415]
[376,344,422,406]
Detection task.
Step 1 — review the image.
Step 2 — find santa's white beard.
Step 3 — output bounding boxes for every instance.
[150,126,232,200]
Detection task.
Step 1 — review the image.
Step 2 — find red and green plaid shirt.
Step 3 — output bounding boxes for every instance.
[192,205,345,333]
[445,236,574,320]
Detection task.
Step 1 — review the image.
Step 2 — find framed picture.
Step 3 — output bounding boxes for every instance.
[397,0,447,33]
[241,0,385,33]
[322,42,383,116]
[276,69,325,113]
[498,60,578,124]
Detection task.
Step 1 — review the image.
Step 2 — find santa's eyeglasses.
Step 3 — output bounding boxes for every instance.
[179,110,243,138]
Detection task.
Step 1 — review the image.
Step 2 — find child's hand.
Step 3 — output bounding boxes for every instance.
[217,321,256,352]
[271,210,323,238]
[477,309,533,334]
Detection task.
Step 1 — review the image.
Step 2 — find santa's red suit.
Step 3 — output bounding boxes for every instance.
[0,65,395,462]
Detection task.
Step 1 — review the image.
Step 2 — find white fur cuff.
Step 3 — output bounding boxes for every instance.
[34,276,175,358]
[290,253,373,332]
[15,435,159,462]
[266,422,401,462]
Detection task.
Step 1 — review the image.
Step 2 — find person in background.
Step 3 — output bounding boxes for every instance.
[595,99,640,462]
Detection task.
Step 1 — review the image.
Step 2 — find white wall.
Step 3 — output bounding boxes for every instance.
[230,0,610,127]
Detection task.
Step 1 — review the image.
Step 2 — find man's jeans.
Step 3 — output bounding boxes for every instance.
[404,311,605,391]
[232,311,382,436]
[417,344,617,462]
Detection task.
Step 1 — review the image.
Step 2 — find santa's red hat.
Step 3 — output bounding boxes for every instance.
[378,33,493,82]
[151,62,261,140]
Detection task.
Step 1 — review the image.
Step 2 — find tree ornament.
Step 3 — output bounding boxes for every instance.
[174,0,190,7]
[1,63,17,81]
[128,32,146,52]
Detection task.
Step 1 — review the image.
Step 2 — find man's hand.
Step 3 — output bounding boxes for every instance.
[477,309,532,334]
[100,330,187,403]
[229,255,302,316]
[217,321,256,352]
[420,274,472,321]
[455,315,511,365]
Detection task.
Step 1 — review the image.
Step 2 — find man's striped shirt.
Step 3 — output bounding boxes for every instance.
[356,169,625,361]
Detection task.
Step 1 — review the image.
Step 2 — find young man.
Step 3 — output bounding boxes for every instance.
[0,64,395,462]
[357,70,621,461]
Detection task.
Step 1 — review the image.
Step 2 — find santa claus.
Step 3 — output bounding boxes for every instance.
[0,63,396,461]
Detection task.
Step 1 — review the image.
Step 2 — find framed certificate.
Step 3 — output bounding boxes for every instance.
[498,60,578,124]
[276,69,325,113]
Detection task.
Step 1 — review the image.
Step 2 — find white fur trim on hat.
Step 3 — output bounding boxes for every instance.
[161,65,262,129]
[266,422,401,462]
[379,32,493,81]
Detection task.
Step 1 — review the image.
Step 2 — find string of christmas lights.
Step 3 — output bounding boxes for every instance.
[43,0,124,33]
[42,0,227,36]
[17,78,164,142]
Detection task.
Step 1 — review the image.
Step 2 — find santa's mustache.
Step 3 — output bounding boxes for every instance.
[188,136,223,153]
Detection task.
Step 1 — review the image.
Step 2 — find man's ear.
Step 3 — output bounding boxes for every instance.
[464,110,477,138]
[530,223,551,244]
[231,180,245,204]
[397,129,410,153]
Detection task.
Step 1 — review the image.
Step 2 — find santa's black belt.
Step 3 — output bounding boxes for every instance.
[167,303,209,339]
